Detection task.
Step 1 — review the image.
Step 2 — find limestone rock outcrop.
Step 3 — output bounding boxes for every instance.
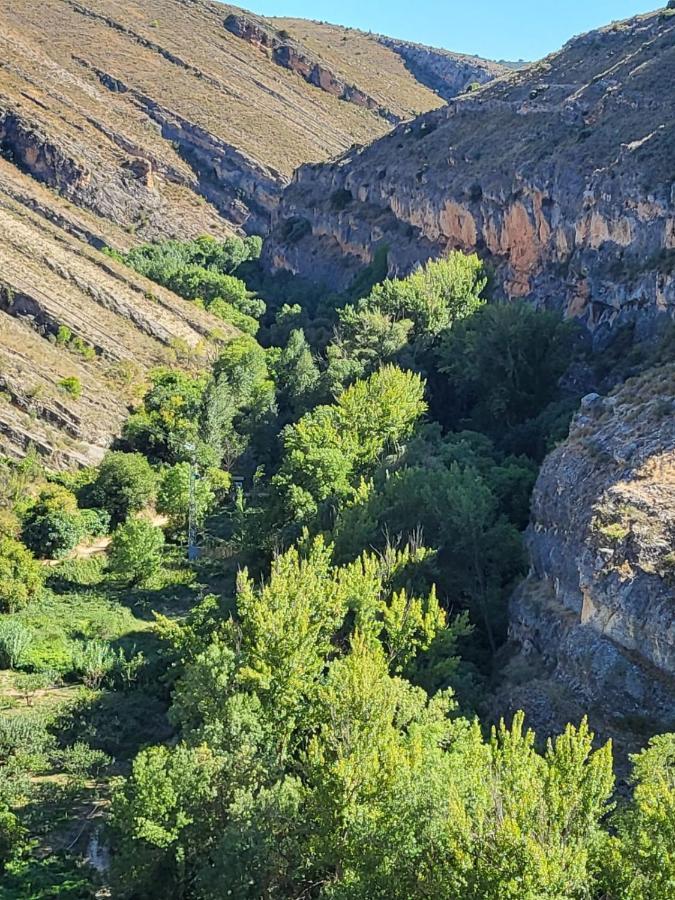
[1,0,487,239]
[509,366,675,732]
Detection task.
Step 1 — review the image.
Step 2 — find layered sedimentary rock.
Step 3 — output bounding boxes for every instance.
[265,10,675,337]
[0,158,232,467]
[0,0,505,461]
[509,367,675,731]
[224,13,507,123]
[0,0,485,239]
[376,37,507,100]
[224,13,400,124]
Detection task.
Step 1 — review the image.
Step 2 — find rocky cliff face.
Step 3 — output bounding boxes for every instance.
[224,13,507,123]
[0,0,503,463]
[376,38,506,100]
[507,366,675,735]
[224,13,399,124]
[265,10,675,338]
[0,157,232,467]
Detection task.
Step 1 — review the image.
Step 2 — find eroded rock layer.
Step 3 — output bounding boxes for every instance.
[1,0,499,238]
[0,158,231,467]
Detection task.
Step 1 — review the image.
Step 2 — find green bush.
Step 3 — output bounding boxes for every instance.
[0,538,45,612]
[22,487,110,559]
[72,639,116,689]
[89,451,156,525]
[58,377,82,399]
[22,510,84,559]
[58,741,111,785]
[207,298,259,335]
[0,712,54,769]
[0,620,34,669]
[156,463,215,530]
[108,517,165,586]
[55,325,72,345]
[13,671,55,706]
[70,337,96,360]
[78,508,111,538]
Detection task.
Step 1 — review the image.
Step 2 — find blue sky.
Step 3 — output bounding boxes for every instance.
[242,0,659,61]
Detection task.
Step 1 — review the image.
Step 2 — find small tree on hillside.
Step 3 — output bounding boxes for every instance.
[90,452,156,526]
[108,517,165,587]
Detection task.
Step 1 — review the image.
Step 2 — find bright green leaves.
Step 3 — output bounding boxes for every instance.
[231,536,445,751]
[0,536,45,613]
[123,370,208,465]
[360,252,486,339]
[108,517,165,586]
[235,537,348,742]
[605,734,675,899]
[274,365,426,527]
[325,252,486,392]
[110,743,222,894]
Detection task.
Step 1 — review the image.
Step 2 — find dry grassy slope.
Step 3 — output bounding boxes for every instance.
[0,0,506,465]
[266,8,675,336]
[0,0,504,239]
[0,158,232,468]
[272,18,507,102]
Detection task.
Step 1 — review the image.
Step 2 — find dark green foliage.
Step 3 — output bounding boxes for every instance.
[6,226,672,900]
[88,451,156,525]
[270,328,320,420]
[21,486,109,559]
[345,243,390,302]
[122,371,208,465]
[107,234,265,323]
[106,534,647,900]
[22,510,83,560]
[333,432,529,653]
[434,301,576,457]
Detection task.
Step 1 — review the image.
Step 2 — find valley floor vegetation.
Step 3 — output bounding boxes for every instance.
[0,234,673,899]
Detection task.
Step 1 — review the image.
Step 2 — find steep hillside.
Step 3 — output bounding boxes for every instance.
[265,8,675,337]
[0,157,231,467]
[0,0,508,464]
[506,365,675,738]
[0,0,506,238]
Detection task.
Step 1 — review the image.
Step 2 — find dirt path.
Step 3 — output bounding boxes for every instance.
[43,511,169,565]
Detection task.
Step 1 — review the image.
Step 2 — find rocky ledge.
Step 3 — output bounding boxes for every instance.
[508,365,675,733]
[264,10,675,337]
[224,13,400,123]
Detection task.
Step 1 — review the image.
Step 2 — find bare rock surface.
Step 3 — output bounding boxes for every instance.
[507,365,675,740]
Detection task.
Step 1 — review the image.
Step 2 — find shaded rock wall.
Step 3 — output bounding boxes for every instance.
[510,370,675,730]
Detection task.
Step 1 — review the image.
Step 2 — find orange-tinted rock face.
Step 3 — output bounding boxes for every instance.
[440,200,478,248]
[265,10,675,336]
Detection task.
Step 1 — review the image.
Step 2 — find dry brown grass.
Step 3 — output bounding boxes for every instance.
[0,0,449,180]
[0,159,232,466]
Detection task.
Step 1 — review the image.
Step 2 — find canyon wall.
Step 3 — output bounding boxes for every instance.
[509,366,675,734]
[265,10,675,338]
